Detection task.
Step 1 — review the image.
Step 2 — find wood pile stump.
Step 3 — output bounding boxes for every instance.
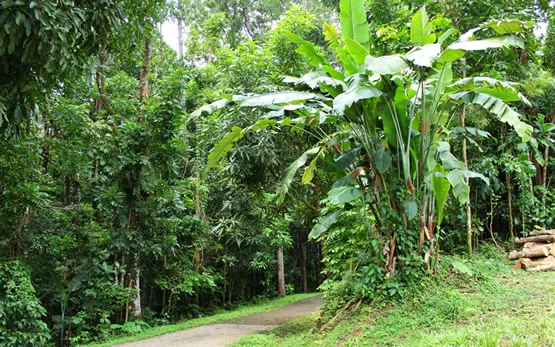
[510,230,555,271]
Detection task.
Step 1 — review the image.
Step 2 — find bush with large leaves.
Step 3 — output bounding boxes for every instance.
[200,2,533,296]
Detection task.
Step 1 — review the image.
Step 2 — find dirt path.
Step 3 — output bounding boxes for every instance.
[116,295,322,347]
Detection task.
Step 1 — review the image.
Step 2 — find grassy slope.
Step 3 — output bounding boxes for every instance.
[232,254,555,346]
[85,293,319,347]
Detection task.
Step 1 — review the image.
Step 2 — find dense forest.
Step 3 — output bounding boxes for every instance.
[0,0,553,345]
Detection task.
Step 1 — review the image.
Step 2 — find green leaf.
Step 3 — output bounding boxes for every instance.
[328,185,363,205]
[340,0,369,49]
[333,86,382,114]
[410,7,436,46]
[448,91,533,141]
[309,210,343,239]
[365,55,408,75]
[406,43,441,67]
[446,77,526,103]
[335,148,360,170]
[373,147,392,173]
[480,19,535,35]
[207,126,244,169]
[239,91,316,107]
[438,28,458,44]
[191,99,230,118]
[207,119,277,169]
[404,200,418,220]
[344,38,369,65]
[284,30,344,80]
[447,169,469,204]
[277,147,321,204]
[302,155,319,184]
[432,165,450,225]
[451,260,473,276]
[448,35,524,51]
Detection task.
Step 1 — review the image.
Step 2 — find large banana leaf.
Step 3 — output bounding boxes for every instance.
[480,19,535,35]
[365,55,408,75]
[410,7,436,46]
[309,210,343,239]
[276,147,321,204]
[284,30,344,80]
[333,85,382,114]
[449,91,533,141]
[440,35,524,63]
[340,0,370,49]
[328,185,364,205]
[239,91,316,107]
[207,119,277,168]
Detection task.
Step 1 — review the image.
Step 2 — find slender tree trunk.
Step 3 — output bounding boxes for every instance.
[460,64,472,257]
[132,252,142,319]
[507,172,514,239]
[177,0,184,60]
[277,247,286,296]
[130,30,153,321]
[301,241,307,293]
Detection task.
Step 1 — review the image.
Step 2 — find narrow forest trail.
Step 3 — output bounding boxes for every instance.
[116,295,322,347]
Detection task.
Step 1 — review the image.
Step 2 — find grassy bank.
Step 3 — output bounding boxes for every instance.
[233,252,555,346]
[85,293,319,346]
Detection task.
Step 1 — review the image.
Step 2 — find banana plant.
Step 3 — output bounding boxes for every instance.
[197,2,534,273]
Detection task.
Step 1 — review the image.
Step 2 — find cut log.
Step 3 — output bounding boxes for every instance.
[521,256,555,270]
[513,258,523,270]
[525,262,555,272]
[514,235,555,246]
[523,242,554,252]
[508,246,550,260]
[529,230,555,237]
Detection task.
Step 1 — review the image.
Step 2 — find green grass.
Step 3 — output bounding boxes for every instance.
[84,293,319,347]
[232,254,555,346]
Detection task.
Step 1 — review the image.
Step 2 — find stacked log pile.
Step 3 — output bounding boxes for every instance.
[510,230,555,271]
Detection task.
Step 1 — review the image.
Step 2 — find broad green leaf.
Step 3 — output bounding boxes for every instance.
[191,99,230,117]
[340,0,369,49]
[240,91,315,107]
[464,170,490,185]
[438,28,458,44]
[284,31,345,80]
[432,165,450,225]
[309,210,343,239]
[437,142,464,170]
[365,55,408,75]
[328,185,364,205]
[403,200,418,220]
[480,19,535,35]
[373,147,392,173]
[344,38,369,65]
[324,23,359,75]
[335,148,360,170]
[333,86,382,114]
[439,49,465,63]
[410,7,436,46]
[207,120,277,169]
[302,155,319,184]
[406,43,440,67]
[448,91,533,141]
[277,147,321,204]
[446,77,526,103]
[331,175,357,189]
[447,170,469,204]
[207,126,244,169]
[451,260,473,276]
[448,35,524,51]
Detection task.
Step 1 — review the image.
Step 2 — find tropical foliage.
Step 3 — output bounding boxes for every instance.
[0,0,553,345]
